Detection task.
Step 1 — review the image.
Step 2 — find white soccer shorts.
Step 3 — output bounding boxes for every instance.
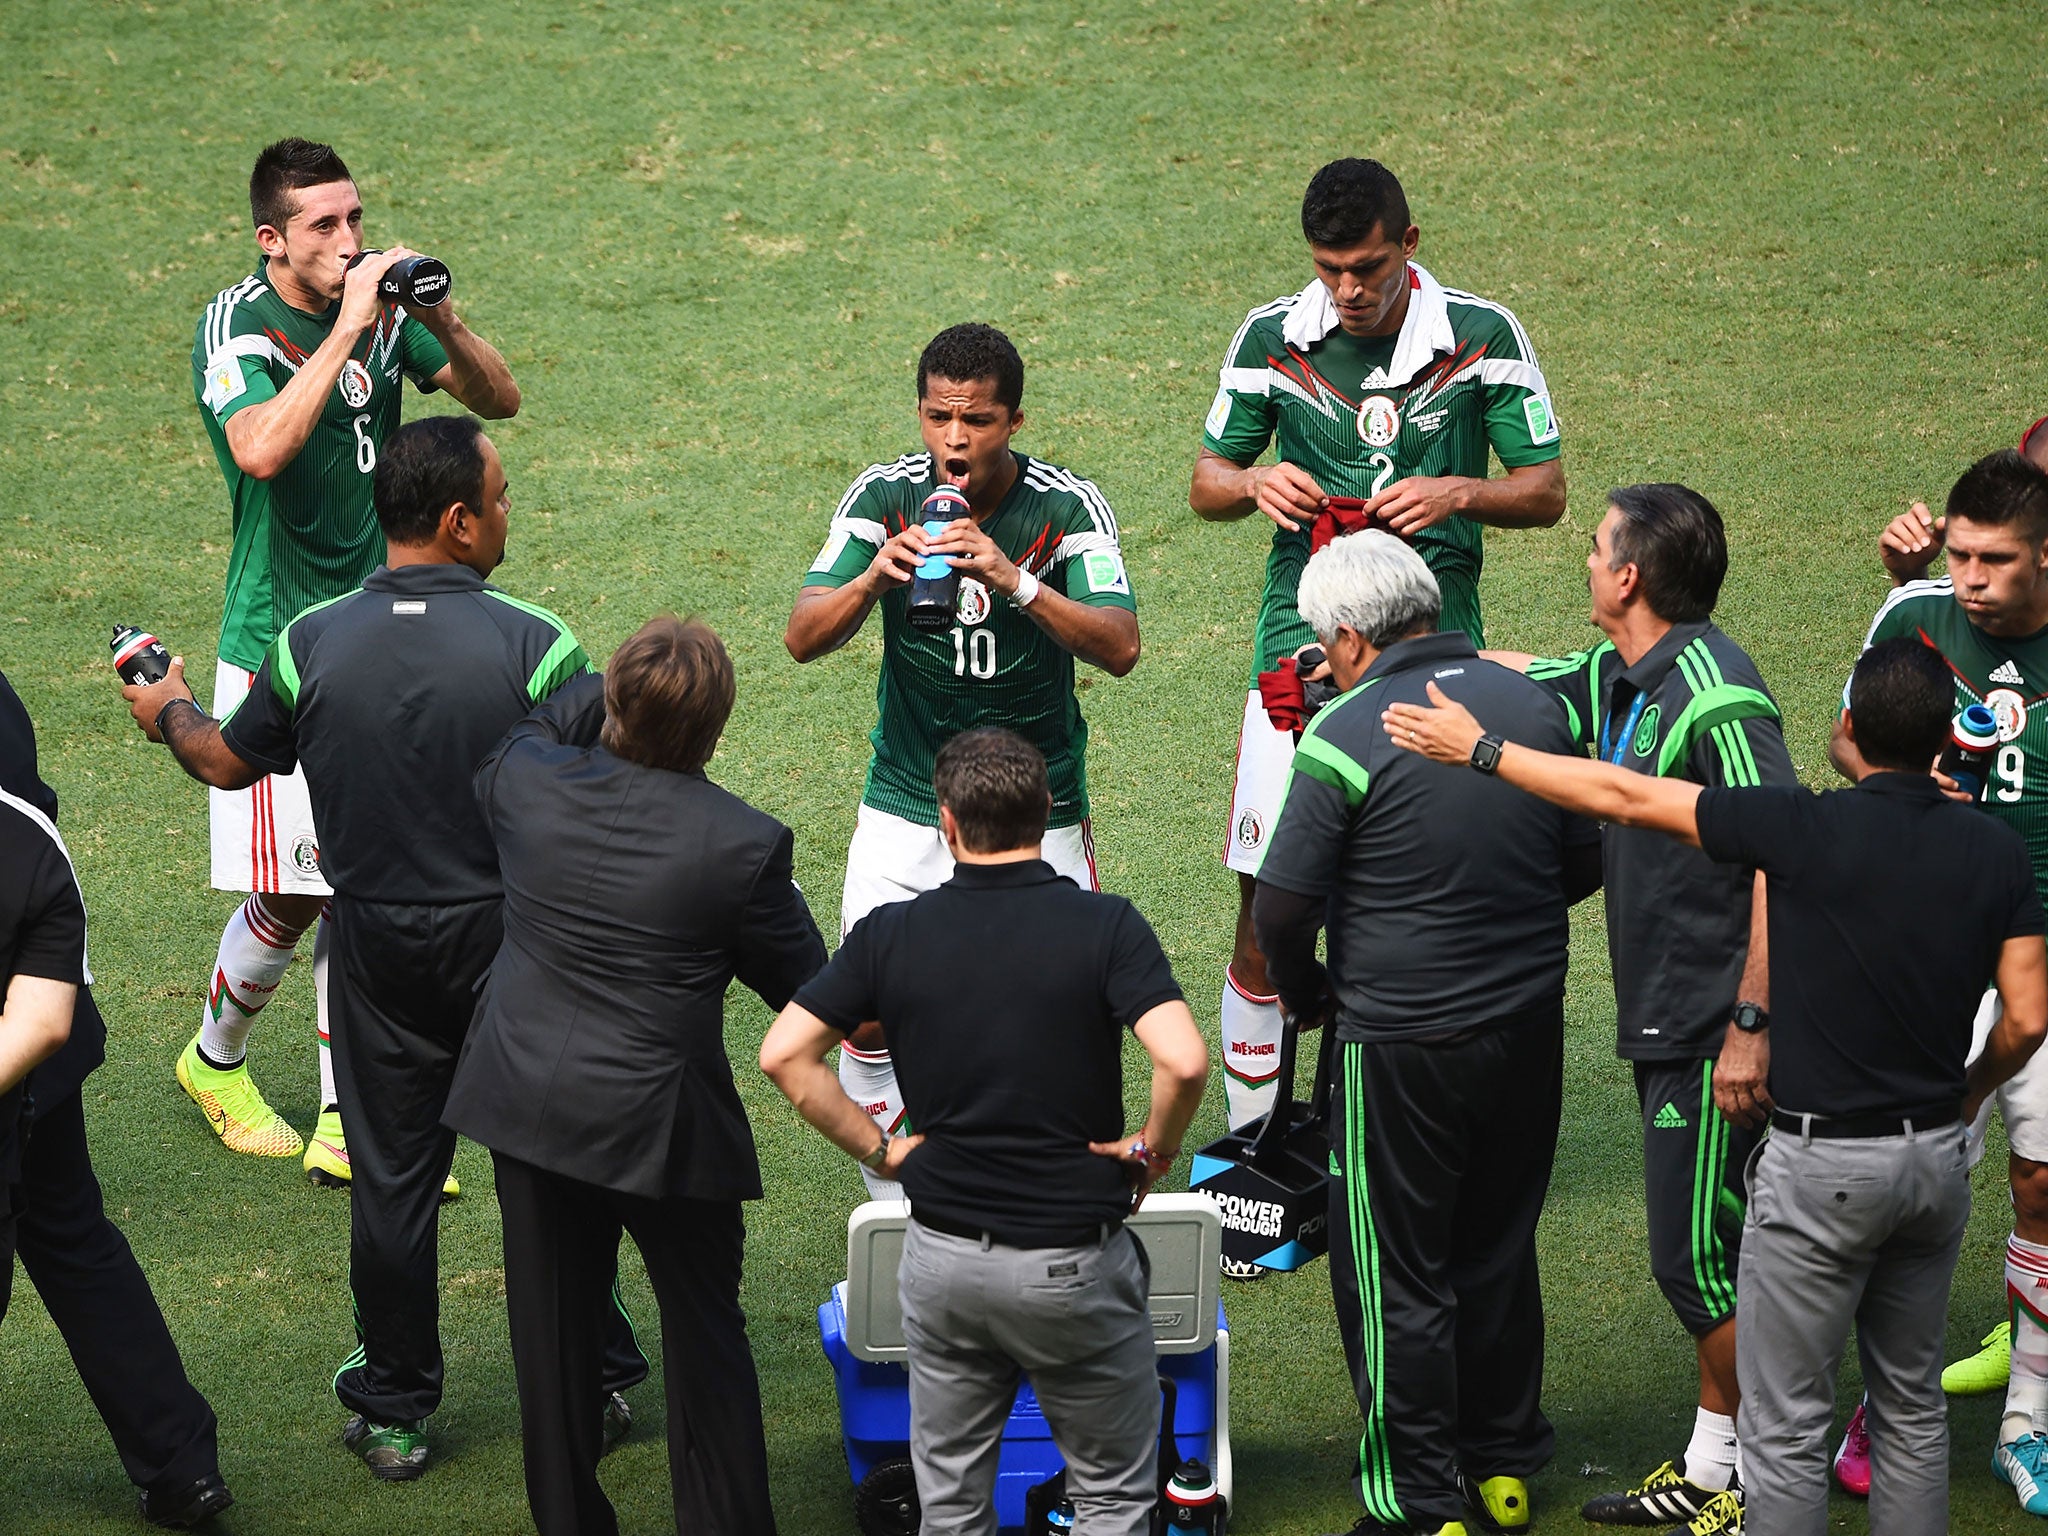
[208,660,332,897]
[838,802,1099,1198]
[1224,688,1295,877]
[1967,988,2048,1166]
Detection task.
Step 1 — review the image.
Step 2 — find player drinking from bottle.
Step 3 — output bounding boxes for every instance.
[785,323,1141,1197]
[185,138,518,1183]
[1190,159,1565,1270]
[1856,448,2048,1520]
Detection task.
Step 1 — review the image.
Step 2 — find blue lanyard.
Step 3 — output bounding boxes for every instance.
[1602,691,1647,765]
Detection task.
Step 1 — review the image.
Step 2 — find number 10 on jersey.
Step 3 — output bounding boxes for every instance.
[951,627,996,679]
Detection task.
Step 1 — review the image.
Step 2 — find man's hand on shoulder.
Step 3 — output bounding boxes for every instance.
[1880,502,1945,586]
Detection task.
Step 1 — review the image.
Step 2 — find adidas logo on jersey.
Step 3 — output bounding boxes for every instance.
[1992,660,2026,686]
[1653,1102,1689,1130]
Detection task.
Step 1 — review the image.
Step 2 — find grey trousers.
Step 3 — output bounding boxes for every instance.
[898,1221,1160,1536]
[1735,1122,1971,1536]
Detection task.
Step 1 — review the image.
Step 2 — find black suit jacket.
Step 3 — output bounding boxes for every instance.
[443,674,826,1202]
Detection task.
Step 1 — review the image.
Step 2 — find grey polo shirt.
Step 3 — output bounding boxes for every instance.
[1257,632,1593,1042]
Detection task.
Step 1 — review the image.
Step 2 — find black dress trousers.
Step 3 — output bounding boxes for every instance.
[492,1151,777,1536]
[327,896,648,1425]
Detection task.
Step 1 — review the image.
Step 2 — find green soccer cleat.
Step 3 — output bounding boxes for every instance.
[1944,1320,2012,1395]
[341,1415,429,1480]
[1459,1471,1530,1531]
[303,1107,460,1199]
[176,1034,303,1157]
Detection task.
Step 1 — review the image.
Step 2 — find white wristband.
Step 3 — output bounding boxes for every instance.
[1011,568,1042,608]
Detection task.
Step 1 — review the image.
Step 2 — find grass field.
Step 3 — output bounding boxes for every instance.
[3,1,2046,1531]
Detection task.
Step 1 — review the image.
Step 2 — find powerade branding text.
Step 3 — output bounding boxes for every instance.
[1209,1191,1322,1243]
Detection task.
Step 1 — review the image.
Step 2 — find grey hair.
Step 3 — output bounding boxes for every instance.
[1297,529,1441,647]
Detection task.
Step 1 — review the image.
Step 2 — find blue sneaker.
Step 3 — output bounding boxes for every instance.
[1995,1431,2048,1516]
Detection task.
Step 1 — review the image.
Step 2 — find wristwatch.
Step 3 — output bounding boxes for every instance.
[1469,732,1505,775]
[1731,1001,1770,1035]
[860,1128,891,1172]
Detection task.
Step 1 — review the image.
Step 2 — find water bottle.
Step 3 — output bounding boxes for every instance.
[1163,1459,1221,1536]
[1045,1500,1076,1533]
[110,624,171,685]
[906,485,972,632]
[1937,702,2000,801]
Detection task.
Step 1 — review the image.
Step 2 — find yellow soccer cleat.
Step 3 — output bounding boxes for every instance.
[1464,1473,1530,1531]
[1944,1320,2012,1395]
[304,1107,459,1200]
[176,1034,303,1157]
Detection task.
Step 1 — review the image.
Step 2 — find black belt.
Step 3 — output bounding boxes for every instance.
[1770,1106,1960,1140]
[912,1210,1117,1250]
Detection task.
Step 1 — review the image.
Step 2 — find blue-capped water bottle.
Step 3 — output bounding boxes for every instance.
[1938,702,2000,802]
[906,484,972,633]
[1044,1499,1076,1534]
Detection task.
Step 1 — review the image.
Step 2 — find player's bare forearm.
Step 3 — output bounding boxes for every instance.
[1460,459,1566,528]
[1189,449,1259,520]
[785,581,883,662]
[427,315,520,419]
[160,702,264,791]
[223,317,368,480]
[1020,592,1140,676]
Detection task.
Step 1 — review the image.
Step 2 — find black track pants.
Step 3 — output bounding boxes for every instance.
[1326,1007,1563,1528]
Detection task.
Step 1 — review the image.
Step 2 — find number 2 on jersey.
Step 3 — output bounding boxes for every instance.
[352,414,375,474]
[951,627,996,680]
[1369,452,1396,498]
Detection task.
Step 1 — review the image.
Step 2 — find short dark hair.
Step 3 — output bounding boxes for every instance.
[1848,637,1954,773]
[917,324,1024,413]
[933,728,1049,854]
[1605,483,1728,624]
[1946,449,2048,545]
[373,416,487,546]
[600,616,734,773]
[1300,159,1412,249]
[250,138,353,234]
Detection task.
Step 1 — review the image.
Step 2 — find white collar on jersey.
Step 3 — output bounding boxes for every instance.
[1281,262,1456,387]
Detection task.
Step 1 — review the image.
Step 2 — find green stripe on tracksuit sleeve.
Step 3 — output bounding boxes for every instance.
[1655,685,1781,779]
[1295,733,1371,808]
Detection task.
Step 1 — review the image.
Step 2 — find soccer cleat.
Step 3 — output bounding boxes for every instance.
[1661,1489,1741,1535]
[1945,1320,2013,1394]
[342,1415,430,1480]
[1996,1431,2048,1516]
[1219,1256,1267,1282]
[176,1034,303,1157]
[601,1391,632,1457]
[1832,1401,1871,1497]
[1459,1471,1529,1531]
[1581,1459,1727,1527]
[304,1107,460,1199]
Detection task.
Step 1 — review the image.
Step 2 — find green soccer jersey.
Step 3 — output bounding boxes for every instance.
[1202,262,1561,678]
[1863,577,2048,892]
[803,450,1138,828]
[193,266,450,670]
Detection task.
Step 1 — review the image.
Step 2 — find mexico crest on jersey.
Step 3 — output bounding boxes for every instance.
[956,578,991,626]
[1988,688,2029,743]
[1356,395,1401,449]
[338,359,373,409]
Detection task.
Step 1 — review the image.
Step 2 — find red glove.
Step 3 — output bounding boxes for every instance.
[1257,657,1308,735]
[1312,495,1405,551]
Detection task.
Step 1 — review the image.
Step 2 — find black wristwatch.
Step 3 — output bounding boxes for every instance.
[1731,1001,1769,1035]
[1469,732,1505,775]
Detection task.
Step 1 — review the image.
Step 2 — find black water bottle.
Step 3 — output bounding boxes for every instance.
[110,624,170,685]
[906,485,972,632]
[1163,1459,1222,1536]
[345,249,452,308]
[1937,702,2000,802]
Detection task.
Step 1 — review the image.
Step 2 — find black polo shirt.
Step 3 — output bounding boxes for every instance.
[1698,773,2045,1116]
[0,792,90,1187]
[1528,621,1797,1060]
[792,860,1183,1245]
[1257,632,1594,1041]
[220,563,588,904]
